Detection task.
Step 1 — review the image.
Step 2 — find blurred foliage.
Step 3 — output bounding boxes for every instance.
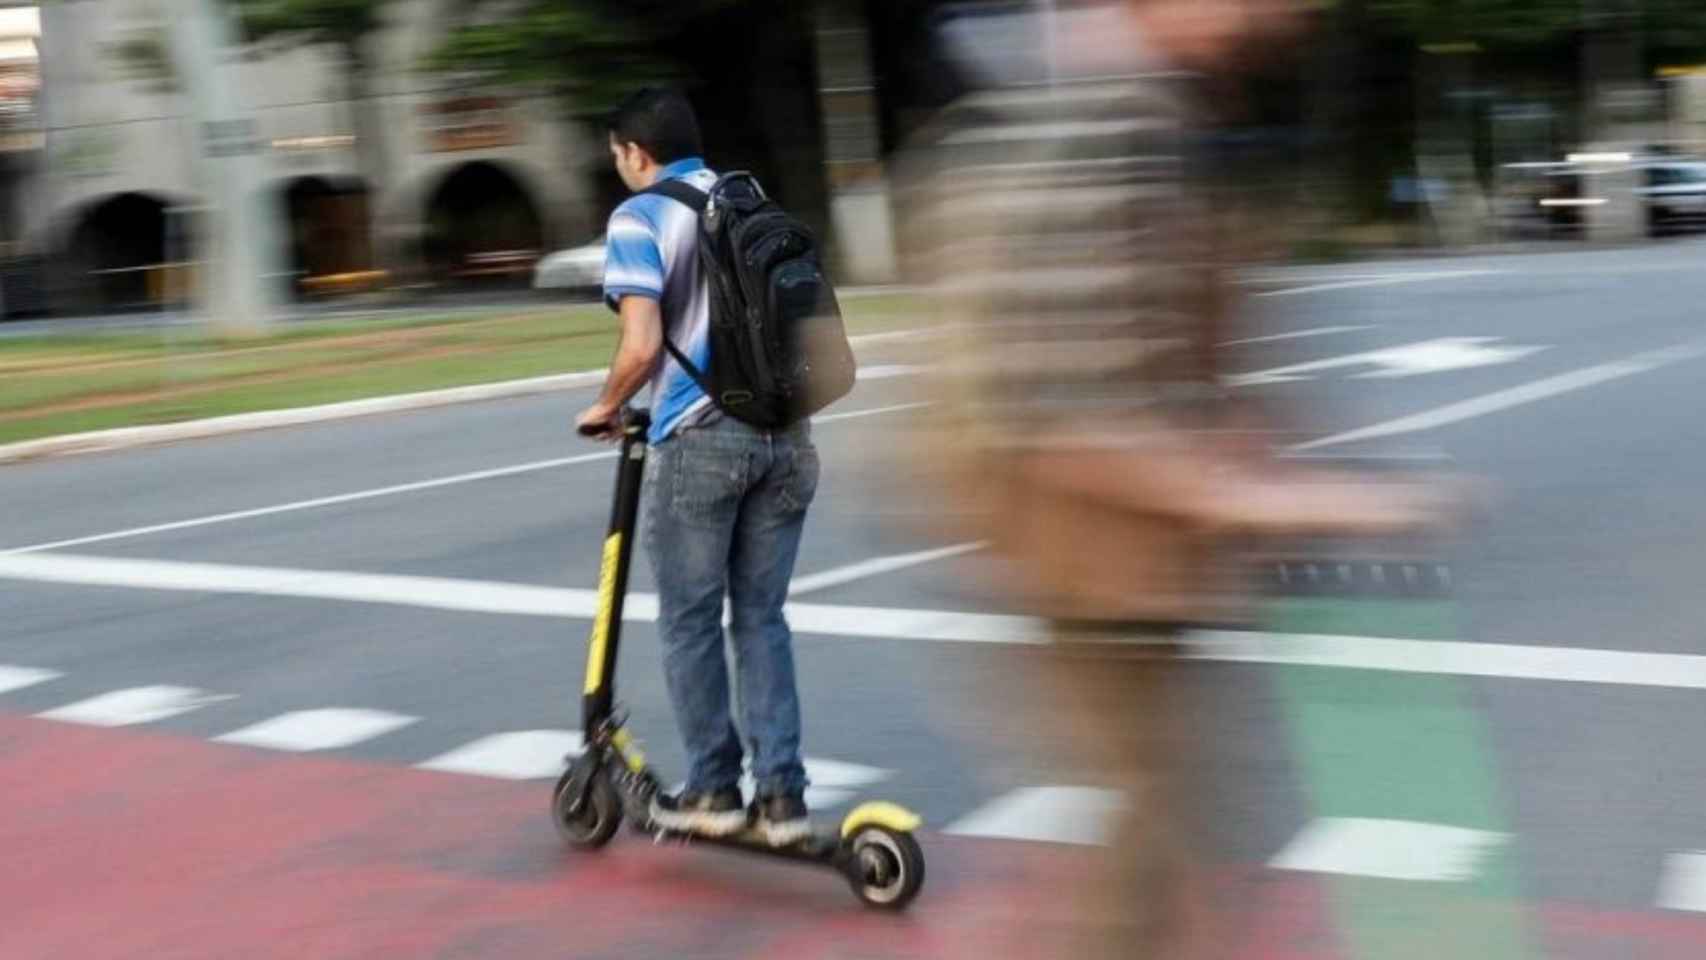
[106,1,394,93]
[106,27,178,94]
[1640,0,1706,63]
[425,0,743,115]
[218,0,393,54]
[215,0,402,191]
[1363,0,1706,61]
[1364,0,1589,50]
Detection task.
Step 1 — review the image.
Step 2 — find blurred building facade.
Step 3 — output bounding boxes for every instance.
[0,5,42,316]
[27,0,597,314]
[18,1,1706,320]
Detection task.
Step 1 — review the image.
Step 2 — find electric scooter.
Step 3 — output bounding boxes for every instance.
[552,408,926,910]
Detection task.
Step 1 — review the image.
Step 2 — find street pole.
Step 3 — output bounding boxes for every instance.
[164,0,282,335]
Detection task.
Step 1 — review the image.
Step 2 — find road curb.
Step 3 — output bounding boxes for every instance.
[0,330,928,466]
[0,371,610,465]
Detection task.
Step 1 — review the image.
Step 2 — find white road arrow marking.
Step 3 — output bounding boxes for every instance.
[1228,337,1546,386]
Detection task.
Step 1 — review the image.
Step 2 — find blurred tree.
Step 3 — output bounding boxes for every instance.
[423,1,741,115]
[1364,0,1584,51]
[108,27,179,95]
[1364,0,1706,63]
[106,0,397,250]
[425,0,831,239]
[217,0,402,200]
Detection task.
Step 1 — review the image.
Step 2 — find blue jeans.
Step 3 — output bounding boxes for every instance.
[643,414,819,798]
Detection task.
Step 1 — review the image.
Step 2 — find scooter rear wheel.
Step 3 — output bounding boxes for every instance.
[552,767,623,848]
[846,827,925,910]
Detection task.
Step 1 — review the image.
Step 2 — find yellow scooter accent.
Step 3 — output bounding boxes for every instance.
[840,801,923,839]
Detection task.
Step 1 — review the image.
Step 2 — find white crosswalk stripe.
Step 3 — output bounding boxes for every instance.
[20,667,1706,917]
[214,708,418,752]
[416,729,584,780]
[36,685,234,727]
[0,664,61,695]
[1657,852,1706,912]
[1269,817,1508,882]
[944,786,1125,845]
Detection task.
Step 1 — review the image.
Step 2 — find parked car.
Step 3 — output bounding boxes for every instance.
[1637,160,1706,236]
[1496,162,1586,240]
[533,236,605,299]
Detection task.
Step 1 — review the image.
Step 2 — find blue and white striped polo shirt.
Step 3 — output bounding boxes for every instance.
[603,157,719,444]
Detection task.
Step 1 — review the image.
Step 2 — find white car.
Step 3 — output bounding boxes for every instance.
[533,236,605,298]
[1637,161,1706,236]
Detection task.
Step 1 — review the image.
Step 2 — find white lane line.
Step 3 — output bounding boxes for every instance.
[0,664,61,695]
[845,328,928,343]
[22,551,1706,688]
[1292,337,1706,451]
[800,757,892,788]
[1188,630,1706,689]
[944,786,1125,846]
[1269,818,1508,882]
[2,452,618,556]
[417,730,583,780]
[0,552,597,617]
[783,599,1036,644]
[0,553,1036,643]
[1657,853,1706,912]
[36,685,234,727]
[788,542,986,597]
[3,400,934,555]
[857,364,931,380]
[816,400,932,423]
[1237,269,1497,285]
[1218,325,1372,347]
[17,551,1706,688]
[213,708,418,752]
[1252,270,1499,298]
[2,401,929,556]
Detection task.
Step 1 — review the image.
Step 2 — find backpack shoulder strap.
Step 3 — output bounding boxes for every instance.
[633,177,713,395]
[640,178,709,214]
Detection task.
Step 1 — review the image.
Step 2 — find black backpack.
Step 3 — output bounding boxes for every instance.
[643,173,856,430]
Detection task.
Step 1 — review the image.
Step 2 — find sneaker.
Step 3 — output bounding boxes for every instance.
[753,791,812,847]
[650,787,747,837]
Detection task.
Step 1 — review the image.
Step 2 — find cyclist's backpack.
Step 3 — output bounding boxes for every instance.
[643,173,856,429]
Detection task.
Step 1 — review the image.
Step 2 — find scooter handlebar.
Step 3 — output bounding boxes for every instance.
[578,408,652,438]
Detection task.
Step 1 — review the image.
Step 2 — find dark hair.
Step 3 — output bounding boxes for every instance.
[606,88,703,165]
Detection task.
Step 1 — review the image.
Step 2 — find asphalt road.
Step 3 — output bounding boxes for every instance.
[8,240,1706,957]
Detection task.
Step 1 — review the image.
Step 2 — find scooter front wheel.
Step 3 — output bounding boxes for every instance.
[552,766,623,848]
[846,827,925,910]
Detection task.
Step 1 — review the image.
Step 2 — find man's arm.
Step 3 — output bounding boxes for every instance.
[575,295,664,439]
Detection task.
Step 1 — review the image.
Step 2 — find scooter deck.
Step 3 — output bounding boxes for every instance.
[652,824,848,865]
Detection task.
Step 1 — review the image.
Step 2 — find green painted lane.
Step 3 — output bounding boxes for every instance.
[1270,596,1537,960]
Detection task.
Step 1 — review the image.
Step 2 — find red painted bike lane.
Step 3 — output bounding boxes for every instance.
[0,712,1332,959]
[1,713,1698,959]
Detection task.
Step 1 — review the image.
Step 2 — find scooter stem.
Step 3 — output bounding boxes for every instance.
[581,410,652,736]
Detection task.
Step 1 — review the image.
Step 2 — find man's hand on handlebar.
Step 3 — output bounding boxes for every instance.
[575,402,623,443]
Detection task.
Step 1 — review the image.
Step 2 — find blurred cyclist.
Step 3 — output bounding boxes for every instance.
[905,2,1451,956]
